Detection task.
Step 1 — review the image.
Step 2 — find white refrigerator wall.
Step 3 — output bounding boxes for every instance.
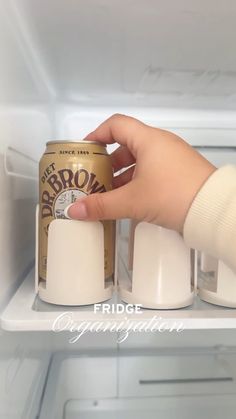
[0,0,55,311]
[0,2,55,417]
[6,0,236,109]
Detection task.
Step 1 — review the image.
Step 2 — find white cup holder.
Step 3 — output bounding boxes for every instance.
[198,253,236,308]
[119,222,194,309]
[35,207,236,309]
[35,205,113,305]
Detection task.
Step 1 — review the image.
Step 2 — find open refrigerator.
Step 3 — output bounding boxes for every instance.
[1,1,236,418]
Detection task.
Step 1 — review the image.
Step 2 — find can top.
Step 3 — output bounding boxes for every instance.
[46,140,106,147]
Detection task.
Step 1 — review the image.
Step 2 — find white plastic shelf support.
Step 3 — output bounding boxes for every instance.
[1,269,236,331]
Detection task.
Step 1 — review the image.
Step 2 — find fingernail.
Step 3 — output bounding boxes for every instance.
[65,202,88,220]
[64,204,74,219]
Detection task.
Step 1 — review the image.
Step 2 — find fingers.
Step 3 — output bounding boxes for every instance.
[84,113,148,156]
[113,165,135,188]
[111,145,136,172]
[67,184,134,220]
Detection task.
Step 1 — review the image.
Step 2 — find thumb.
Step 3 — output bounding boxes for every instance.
[66,184,134,221]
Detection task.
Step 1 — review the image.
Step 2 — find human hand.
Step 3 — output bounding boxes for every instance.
[67,114,216,232]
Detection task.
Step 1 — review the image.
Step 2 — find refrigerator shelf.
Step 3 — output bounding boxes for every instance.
[59,396,236,419]
[1,269,236,331]
[38,351,236,419]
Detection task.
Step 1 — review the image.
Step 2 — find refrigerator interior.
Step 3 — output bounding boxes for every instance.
[1,0,236,418]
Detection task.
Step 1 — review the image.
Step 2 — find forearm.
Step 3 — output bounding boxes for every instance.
[183,165,236,272]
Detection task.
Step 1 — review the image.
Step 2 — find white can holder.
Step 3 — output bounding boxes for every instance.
[198,255,236,308]
[119,222,194,309]
[35,205,113,305]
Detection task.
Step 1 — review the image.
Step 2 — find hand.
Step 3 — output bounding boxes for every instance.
[67,114,216,232]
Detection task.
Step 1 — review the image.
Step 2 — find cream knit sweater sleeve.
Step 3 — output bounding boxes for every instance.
[183,165,236,272]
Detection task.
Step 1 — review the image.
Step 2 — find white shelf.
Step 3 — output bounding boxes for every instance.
[1,270,236,331]
[38,352,236,419]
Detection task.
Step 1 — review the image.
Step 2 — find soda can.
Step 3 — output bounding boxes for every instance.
[39,140,114,283]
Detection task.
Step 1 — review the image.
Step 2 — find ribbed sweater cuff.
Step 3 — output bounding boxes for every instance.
[183,165,236,270]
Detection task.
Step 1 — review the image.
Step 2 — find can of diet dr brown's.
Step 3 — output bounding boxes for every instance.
[39,140,114,283]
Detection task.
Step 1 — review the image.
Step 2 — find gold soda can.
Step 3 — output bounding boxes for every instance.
[39,140,114,283]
